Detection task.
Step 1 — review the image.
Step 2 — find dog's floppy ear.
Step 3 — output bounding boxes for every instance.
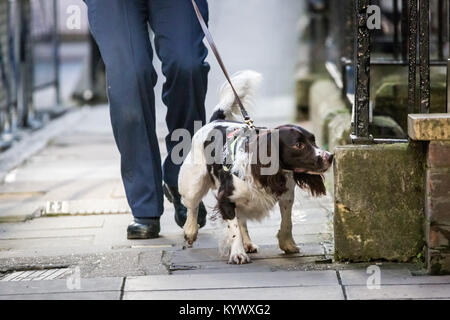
[293,172,326,197]
[250,130,288,197]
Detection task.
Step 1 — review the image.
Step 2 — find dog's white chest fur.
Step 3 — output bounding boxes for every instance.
[228,176,278,221]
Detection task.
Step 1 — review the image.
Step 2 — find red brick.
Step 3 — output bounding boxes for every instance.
[427,141,450,168]
[426,223,450,249]
[426,168,450,224]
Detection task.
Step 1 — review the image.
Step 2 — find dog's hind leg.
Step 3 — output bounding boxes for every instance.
[181,177,210,246]
[277,177,300,254]
[179,154,211,246]
[238,218,258,253]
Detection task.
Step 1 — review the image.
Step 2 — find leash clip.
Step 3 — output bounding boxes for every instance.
[244,118,255,129]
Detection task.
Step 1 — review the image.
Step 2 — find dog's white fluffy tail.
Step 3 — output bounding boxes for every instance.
[210,70,263,122]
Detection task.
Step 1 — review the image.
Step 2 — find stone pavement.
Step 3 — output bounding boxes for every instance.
[2,265,450,300]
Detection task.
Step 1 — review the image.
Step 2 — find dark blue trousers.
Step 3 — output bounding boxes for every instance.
[85,0,209,219]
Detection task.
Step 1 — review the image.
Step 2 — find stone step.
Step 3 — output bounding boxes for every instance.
[408,113,450,141]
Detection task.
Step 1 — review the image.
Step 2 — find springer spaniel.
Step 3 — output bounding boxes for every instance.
[178,70,333,264]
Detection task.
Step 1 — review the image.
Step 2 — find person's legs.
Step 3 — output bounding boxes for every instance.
[85,0,163,227]
[148,0,210,229]
[148,0,210,187]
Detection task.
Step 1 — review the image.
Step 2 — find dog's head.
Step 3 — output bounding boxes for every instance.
[250,124,333,197]
[278,124,332,197]
[277,125,333,174]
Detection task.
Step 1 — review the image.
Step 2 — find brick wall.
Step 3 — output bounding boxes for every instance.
[426,141,450,274]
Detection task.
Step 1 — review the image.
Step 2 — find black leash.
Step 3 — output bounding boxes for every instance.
[191,0,255,129]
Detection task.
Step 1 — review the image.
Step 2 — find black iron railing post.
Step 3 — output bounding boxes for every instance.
[447,59,450,113]
[437,0,445,61]
[401,0,409,61]
[407,0,418,115]
[17,0,32,128]
[0,0,11,145]
[393,0,400,60]
[418,0,430,114]
[53,0,60,106]
[352,0,371,142]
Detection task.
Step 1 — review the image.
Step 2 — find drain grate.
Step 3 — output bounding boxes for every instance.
[0,268,71,282]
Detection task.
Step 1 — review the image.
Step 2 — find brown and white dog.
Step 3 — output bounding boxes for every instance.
[178,70,333,264]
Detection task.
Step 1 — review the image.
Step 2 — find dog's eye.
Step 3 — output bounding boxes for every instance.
[294,142,305,150]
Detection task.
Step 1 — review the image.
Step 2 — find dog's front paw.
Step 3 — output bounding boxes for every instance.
[281,244,300,254]
[228,251,251,264]
[184,229,198,246]
[184,233,197,246]
[278,238,300,254]
[243,242,259,253]
[184,221,198,246]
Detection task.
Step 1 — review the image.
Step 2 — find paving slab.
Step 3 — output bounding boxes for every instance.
[124,271,339,292]
[124,285,344,300]
[0,277,123,295]
[0,214,178,257]
[340,268,450,286]
[0,250,168,277]
[345,284,450,300]
[245,223,331,236]
[0,228,100,240]
[0,181,54,194]
[170,256,329,275]
[0,236,95,251]
[0,291,121,300]
[171,243,326,265]
[247,232,332,247]
[0,202,44,223]
[0,109,87,182]
[0,215,105,232]
[11,163,120,182]
[42,179,124,203]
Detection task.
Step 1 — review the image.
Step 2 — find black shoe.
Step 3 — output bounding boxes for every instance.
[163,183,207,229]
[127,220,160,239]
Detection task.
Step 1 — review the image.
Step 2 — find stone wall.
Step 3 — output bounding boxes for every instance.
[334,143,426,262]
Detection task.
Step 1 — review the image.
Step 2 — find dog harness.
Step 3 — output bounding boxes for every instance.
[222,127,253,179]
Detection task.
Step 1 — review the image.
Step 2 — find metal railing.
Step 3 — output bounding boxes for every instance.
[324,0,449,144]
[0,0,60,150]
